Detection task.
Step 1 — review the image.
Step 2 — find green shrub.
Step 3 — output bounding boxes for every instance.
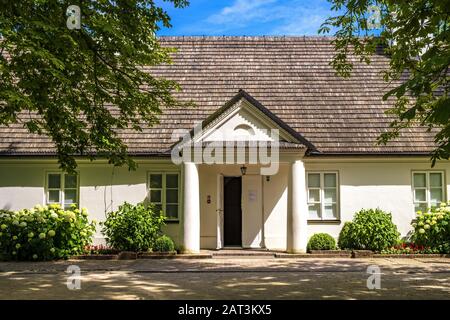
[307,233,336,251]
[0,204,96,261]
[101,202,165,252]
[410,202,450,253]
[154,235,175,252]
[337,221,354,250]
[337,208,400,252]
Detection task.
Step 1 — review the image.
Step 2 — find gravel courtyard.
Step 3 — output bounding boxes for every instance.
[0,257,449,300]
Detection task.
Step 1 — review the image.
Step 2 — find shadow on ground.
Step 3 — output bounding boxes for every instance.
[1,258,449,299]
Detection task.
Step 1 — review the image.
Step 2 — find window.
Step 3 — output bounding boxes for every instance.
[46,173,79,209]
[307,172,339,220]
[412,171,445,213]
[149,172,180,220]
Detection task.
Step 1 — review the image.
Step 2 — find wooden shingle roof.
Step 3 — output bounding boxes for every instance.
[0,36,436,156]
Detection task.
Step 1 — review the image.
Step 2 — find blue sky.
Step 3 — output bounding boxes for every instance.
[156,0,337,36]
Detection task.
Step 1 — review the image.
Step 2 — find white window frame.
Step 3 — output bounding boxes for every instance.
[148,172,180,221]
[45,172,79,209]
[306,171,340,221]
[412,171,446,212]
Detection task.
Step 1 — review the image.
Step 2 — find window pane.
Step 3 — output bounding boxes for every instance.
[150,174,162,188]
[308,189,320,202]
[414,189,426,202]
[150,190,161,203]
[48,190,60,203]
[48,174,61,189]
[430,188,443,205]
[166,189,178,204]
[414,203,427,213]
[324,174,336,188]
[308,174,320,188]
[413,173,426,188]
[64,174,77,188]
[430,173,442,187]
[64,189,77,204]
[166,174,178,188]
[323,204,337,219]
[166,204,178,219]
[308,204,320,219]
[153,204,162,214]
[324,189,336,203]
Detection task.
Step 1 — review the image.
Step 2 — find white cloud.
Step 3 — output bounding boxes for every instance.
[183,0,334,36]
[269,5,332,35]
[207,0,278,26]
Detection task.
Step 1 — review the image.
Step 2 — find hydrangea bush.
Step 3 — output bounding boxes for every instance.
[410,202,450,253]
[0,204,96,261]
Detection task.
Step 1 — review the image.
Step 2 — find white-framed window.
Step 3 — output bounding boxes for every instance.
[307,172,339,220]
[148,172,180,220]
[46,172,79,209]
[412,171,445,213]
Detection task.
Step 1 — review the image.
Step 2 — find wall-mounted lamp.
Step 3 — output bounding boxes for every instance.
[240,165,247,176]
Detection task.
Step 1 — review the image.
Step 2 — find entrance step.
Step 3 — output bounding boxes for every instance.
[211,250,276,258]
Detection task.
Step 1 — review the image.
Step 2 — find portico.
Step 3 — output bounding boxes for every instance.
[179,90,313,253]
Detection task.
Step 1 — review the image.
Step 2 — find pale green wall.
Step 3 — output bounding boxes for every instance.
[0,160,182,246]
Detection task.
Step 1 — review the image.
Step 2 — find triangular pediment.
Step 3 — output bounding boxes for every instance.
[191,90,314,149]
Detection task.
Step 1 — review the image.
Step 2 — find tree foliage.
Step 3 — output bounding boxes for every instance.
[320,0,450,164]
[0,0,189,172]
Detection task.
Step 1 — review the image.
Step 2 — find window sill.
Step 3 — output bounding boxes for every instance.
[307,219,341,224]
[165,219,179,224]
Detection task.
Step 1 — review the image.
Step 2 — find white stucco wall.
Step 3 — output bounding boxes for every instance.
[304,158,450,241]
[1,157,449,250]
[0,160,182,245]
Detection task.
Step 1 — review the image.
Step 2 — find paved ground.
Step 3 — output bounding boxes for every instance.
[0,257,449,299]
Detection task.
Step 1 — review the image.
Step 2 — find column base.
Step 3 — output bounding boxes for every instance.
[287,248,307,254]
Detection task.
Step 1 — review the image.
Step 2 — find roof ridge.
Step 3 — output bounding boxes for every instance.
[158,35,338,41]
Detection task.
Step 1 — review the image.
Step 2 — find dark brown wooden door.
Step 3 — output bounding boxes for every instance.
[223,176,242,247]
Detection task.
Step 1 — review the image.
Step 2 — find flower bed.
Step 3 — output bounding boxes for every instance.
[381,242,441,255]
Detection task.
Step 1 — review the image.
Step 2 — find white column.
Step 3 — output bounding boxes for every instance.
[183,162,200,253]
[287,160,308,253]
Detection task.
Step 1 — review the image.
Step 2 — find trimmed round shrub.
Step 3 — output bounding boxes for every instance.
[154,235,175,252]
[411,202,450,253]
[0,204,96,261]
[307,233,336,251]
[337,208,400,252]
[101,202,165,252]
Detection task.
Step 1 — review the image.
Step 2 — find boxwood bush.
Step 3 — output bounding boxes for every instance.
[307,233,336,251]
[154,235,175,252]
[101,202,166,252]
[0,204,96,261]
[410,202,450,253]
[338,208,400,252]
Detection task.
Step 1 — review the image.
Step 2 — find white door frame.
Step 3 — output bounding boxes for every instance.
[216,174,224,249]
[216,173,265,249]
